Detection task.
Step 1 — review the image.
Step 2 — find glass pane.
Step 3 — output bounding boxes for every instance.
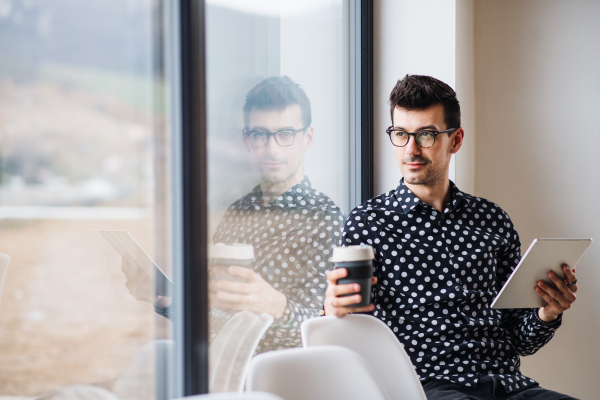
[0,1,175,399]
[205,0,350,392]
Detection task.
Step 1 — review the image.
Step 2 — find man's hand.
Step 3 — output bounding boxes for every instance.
[535,264,578,322]
[324,268,376,318]
[121,257,172,308]
[211,266,287,319]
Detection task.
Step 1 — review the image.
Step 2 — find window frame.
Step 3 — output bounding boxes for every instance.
[172,0,374,395]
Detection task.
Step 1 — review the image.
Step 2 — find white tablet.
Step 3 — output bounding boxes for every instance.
[100,230,175,297]
[491,238,592,309]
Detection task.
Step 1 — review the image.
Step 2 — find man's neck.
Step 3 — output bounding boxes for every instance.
[260,172,304,203]
[404,178,452,213]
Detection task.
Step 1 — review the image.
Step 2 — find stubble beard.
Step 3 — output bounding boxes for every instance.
[259,159,303,192]
[403,158,449,188]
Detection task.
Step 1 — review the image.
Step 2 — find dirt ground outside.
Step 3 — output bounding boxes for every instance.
[0,218,171,398]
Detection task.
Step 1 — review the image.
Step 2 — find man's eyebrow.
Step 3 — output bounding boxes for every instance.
[248,125,297,131]
[393,124,439,131]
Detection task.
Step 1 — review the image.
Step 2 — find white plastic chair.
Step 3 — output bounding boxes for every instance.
[301,314,427,400]
[0,253,10,313]
[172,393,284,400]
[247,345,390,400]
[112,339,173,400]
[210,311,274,393]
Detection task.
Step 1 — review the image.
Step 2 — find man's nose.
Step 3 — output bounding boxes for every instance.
[263,134,279,152]
[404,135,421,155]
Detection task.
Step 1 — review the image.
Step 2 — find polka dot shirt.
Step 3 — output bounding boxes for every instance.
[342,179,562,392]
[212,177,344,353]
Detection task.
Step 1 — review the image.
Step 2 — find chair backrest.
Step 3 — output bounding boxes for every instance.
[172,392,284,400]
[0,253,10,313]
[301,314,427,400]
[210,311,274,393]
[247,345,390,400]
[112,339,174,400]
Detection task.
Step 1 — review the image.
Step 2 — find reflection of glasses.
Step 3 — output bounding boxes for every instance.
[385,127,458,148]
[244,127,308,147]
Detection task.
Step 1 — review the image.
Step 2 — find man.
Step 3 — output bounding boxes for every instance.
[122,76,343,354]
[211,76,344,353]
[325,75,578,399]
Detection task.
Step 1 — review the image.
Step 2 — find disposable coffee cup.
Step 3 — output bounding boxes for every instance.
[210,243,254,282]
[332,245,374,308]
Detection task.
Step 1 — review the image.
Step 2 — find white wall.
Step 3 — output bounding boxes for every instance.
[375,1,600,398]
[373,0,456,196]
[473,1,600,399]
[280,1,350,212]
[455,0,475,195]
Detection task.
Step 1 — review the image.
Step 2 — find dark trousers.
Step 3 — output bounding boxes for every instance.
[423,376,579,400]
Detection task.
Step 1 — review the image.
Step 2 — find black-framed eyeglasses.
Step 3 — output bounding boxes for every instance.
[244,127,308,147]
[385,127,458,148]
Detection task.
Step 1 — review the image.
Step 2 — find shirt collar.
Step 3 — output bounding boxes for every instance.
[392,178,470,214]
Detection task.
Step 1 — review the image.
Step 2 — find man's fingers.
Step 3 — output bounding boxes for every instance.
[371,276,377,285]
[329,283,361,297]
[343,304,375,314]
[228,265,258,281]
[215,279,252,294]
[537,281,572,310]
[547,271,574,300]
[211,298,246,312]
[563,264,578,293]
[535,286,557,307]
[331,294,363,308]
[121,257,132,272]
[545,273,577,303]
[215,290,250,304]
[327,300,374,318]
[326,268,348,283]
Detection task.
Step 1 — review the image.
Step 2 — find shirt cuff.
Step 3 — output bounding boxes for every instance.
[533,308,562,327]
[155,304,172,320]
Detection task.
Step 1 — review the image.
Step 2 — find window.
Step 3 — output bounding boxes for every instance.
[201,0,372,393]
[0,1,175,398]
[0,0,372,396]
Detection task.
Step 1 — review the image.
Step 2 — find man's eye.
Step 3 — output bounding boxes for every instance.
[395,131,408,137]
[252,131,268,137]
[419,131,435,137]
[278,131,294,137]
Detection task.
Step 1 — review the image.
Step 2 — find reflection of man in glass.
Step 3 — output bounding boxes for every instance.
[211,76,344,353]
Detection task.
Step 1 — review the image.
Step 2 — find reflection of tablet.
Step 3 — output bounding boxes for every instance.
[100,230,174,297]
[491,238,592,309]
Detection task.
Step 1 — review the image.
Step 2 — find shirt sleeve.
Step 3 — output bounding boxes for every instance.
[496,211,561,356]
[272,208,346,329]
[341,205,374,246]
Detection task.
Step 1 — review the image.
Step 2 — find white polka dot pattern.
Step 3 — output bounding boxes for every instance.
[212,177,344,353]
[341,179,561,392]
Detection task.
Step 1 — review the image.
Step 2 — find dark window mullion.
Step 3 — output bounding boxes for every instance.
[179,0,209,395]
[360,0,374,203]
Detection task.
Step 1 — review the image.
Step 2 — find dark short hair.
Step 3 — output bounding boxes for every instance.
[389,74,460,130]
[243,76,311,128]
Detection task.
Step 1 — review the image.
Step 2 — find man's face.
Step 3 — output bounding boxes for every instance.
[392,103,463,187]
[243,104,313,187]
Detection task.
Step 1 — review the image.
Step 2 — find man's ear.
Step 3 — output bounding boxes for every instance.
[449,127,464,155]
[242,129,251,153]
[303,127,314,151]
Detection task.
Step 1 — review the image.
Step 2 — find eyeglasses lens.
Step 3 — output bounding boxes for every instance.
[390,131,408,147]
[388,130,436,148]
[275,131,294,146]
[249,130,295,147]
[416,132,435,148]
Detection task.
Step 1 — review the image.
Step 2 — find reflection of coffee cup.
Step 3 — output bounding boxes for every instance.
[332,245,374,307]
[210,243,254,282]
